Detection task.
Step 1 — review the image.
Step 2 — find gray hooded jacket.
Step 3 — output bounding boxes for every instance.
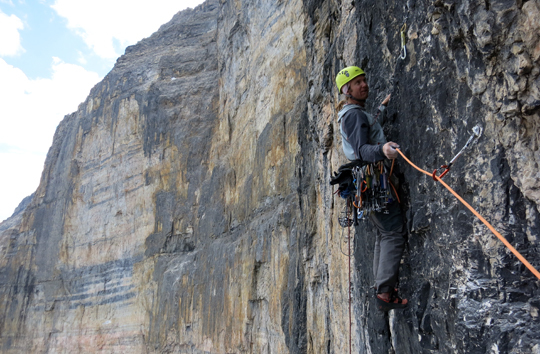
[337,104,387,162]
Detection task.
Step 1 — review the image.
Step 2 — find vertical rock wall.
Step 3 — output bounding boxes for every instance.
[303,0,540,352]
[0,2,223,352]
[0,0,539,353]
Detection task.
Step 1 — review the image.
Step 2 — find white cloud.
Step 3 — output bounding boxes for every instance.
[0,10,25,57]
[77,51,87,65]
[51,0,206,59]
[0,149,44,222]
[0,58,100,152]
[0,58,101,221]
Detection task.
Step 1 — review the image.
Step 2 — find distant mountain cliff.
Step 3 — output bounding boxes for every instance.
[1,0,539,353]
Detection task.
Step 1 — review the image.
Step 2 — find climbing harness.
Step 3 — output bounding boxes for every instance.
[432,125,483,180]
[400,24,407,60]
[396,148,540,281]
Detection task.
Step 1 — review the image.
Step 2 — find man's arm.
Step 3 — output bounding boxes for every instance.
[341,110,385,162]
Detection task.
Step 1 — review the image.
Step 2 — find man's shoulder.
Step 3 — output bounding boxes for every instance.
[341,105,368,122]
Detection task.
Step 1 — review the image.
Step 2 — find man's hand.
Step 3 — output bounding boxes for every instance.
[381,94,391,106]
[383,142,400,159]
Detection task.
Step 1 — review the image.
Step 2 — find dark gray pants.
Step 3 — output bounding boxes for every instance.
[369,202,406,294]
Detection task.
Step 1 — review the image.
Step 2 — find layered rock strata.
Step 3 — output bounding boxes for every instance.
[0,0,539,353]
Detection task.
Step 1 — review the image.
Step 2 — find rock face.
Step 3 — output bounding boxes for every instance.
[0,0,539,353]
[0,194,33,235]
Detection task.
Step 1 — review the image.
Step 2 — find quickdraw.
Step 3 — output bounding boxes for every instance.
[432,125,483,180]
[400,24,407,60]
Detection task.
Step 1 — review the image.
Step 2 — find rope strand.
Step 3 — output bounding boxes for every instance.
[395,148,540,281]
[346,199,352,354]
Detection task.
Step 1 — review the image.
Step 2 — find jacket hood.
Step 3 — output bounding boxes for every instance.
[337,104,364,122]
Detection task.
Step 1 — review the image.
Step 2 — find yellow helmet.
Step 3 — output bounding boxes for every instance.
[336,66,365,93]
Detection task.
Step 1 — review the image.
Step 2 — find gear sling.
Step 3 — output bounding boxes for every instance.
[330,159,399,225]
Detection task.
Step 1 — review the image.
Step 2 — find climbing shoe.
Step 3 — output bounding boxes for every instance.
[376,292,408,311]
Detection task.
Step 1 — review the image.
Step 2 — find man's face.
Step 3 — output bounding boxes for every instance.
[349,75,369,101]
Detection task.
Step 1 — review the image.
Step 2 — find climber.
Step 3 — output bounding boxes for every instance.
[335,66,408,311]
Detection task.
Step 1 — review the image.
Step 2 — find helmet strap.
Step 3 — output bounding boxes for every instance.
[346,94,365,106]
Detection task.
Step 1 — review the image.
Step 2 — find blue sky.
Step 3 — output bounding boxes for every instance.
[0,0,205,222]
[2,1,111,79]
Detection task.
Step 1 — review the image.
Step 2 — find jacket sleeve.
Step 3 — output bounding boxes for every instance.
[341,109,386,163]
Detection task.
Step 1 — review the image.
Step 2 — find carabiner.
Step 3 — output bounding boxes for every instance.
[400,24,407,60]
[432,164,451,181]
[432,124,482,180]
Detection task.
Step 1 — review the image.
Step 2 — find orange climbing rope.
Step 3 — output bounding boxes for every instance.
[395,148,540,281]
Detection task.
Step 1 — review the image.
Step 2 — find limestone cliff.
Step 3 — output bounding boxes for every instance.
[0,0,539,353]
